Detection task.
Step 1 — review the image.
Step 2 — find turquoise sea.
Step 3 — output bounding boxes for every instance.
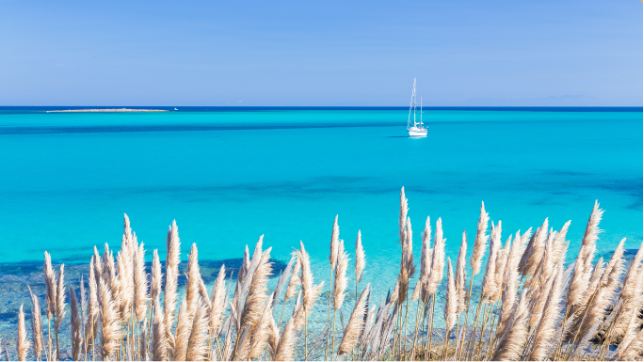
[0,106,641,354]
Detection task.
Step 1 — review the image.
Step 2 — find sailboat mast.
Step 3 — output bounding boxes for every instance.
[407,78,416,129]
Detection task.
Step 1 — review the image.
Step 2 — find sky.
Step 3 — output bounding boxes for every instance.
[0,0,641,106]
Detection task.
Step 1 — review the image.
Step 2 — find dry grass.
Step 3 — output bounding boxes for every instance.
[4,192,642,361]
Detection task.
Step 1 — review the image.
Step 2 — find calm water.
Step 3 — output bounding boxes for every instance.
[0,107,641,344]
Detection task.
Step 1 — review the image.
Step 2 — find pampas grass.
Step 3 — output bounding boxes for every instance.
[338,285,370,355]
[165,220,181,345]
[17,304,30,361]
[6,193,642,362]
[152,297,169,361]
[492,289,530,361]
[186,299,209,361]
[69,286,83,361]
[134,243,149,322]
[470,202,489,277]
[444,258,458,332]
[99,277,121,359]
[27,286,44,361]
[355,230,366,285]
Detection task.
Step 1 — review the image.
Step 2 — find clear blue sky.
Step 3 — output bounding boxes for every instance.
[0,0,641,106]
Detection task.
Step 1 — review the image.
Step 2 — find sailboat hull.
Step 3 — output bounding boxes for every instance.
[408,127,427,137]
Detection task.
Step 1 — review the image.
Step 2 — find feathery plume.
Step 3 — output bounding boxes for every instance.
[140,317,148,360]
[93,246,103,279]
[99,278,121,359]
[240,247,273,338]
[405,217,416,278]
[426,217,445,295]
[209,265,227,335]
[481,221,501,300]
[173,298,192,361]
[69,286,83,361]
[334,243,350,311]
[274,305,303,361]
[519,218,549,278]
[492,238,509,301]
[330,215,340,270]
[17,304,30,361]
[297,242,324,322]
[578,238,625,338]
[412,217,432,301]
[615,311,640,360]
[355,230,366,284]
[620,241,643,299]
[152,297,169,361]
[571,322,600,359]
[27,286,43,361]
[165,220,181,342]
[497,245,520,337]
[186,243,202,310]
[338,285,370,355]
[470,202,490,276]
[284,257,301,302]
[617,328,643,361]
[613,241,643,340]
[492,288,530,361]
[55,264,66,330]
[528,234,558,328]
[134,243,149,321]
[566,201,602,314]
[186,299,209,361]
[85,256,99,351]
[43,251,57,320]
[444,258,458,332]
[399,187,408,246]
[268,317,281,358]
[114,251,131,322]
[150,249,162,302]
[249,293,275,359]
[529,264,565,360]
[455,231,468,313]
[240,245,250,280]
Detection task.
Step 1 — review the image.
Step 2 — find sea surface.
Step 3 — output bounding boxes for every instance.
[0,106,641,356]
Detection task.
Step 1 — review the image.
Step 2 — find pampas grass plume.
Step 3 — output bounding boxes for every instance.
[134,243,149,321]
[152,296,169,361]
[186,299,209,361]
[455,231,467,313]
[492,288,529,361]
[330,215,340,270]
[426,217,445,295]
[27,286,43,360]
[338,284,370,355]
[43,251,57,320]
[150,249,162,302]
[334,244,349,310]
[55,264,66,330]
[566,201,602,314]
[470,202,489,276]
[355,230,366,284]
[69,286,83,361]
[17,304,30,361]
[444,258,458,332]
[99,278,121,359]
[209,264,227,334]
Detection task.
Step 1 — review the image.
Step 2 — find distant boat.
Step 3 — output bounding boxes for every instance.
[174,108,178,110]
[407,78,427,137]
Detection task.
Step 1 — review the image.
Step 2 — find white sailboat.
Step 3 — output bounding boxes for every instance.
[407,78,428,137]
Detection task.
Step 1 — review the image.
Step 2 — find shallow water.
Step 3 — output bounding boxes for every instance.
[0,106,641,357]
